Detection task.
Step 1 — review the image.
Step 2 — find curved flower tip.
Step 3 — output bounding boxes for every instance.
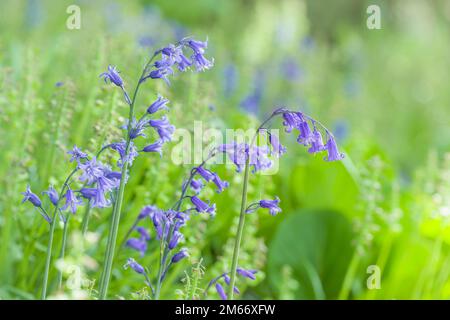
[100,65,123,87]
[21,185,42,207]
[324,134,345,162]
[124,258,145,274]
[259,197,281,216]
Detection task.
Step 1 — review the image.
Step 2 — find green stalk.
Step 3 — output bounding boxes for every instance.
[41,169,77,299]
[227,113,278,300]
[338,252,360,300]
[227,156,250,299]
[81,205,91,236]
[98,56,156,299]
[57,213,71,289]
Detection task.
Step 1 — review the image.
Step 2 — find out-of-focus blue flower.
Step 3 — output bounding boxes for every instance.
[126,238,147,257]
[191,196,216,216]
[42,185,59,206]
[215,283,227,300]
[324,134,345,162]
[236,268,257,280]
[135,226,151,241]
[333,120,349,143]
[21,185,42,207]
[147,95,169,114]
[100,65,124,87]
[142,140,164,156]
[149,116,175,142]
[67,145,88,163]
[138,205,157,220]
[223,63,238,98]
[124,258,145,274]
[171,248,188,263]
[280,58,303,81]
[61,189,83,214]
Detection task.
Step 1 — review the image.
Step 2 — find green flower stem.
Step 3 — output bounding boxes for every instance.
[41,168,77,299]
[227,155,250,300]
[338,251,360,300]
[57,213,71,289]
[98,55,156,299]
[227,112,279,300]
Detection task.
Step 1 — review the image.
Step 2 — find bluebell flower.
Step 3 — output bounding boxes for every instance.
[168,231,183,250]
[215,283,227,300]
[296,113,314,146]
[135,226,151,241]
[308,129,326,154]
[282,112,299,133]
[126,238,147,257]
[195,166,215,182]
[249,146,272,173]
[110,140,139,167]
[267,131,287,156]
[259,197,281,216]
[237,268,258,280]
[191,52,214,72]
[124,258,145,274]
[171,248,188,263]
[126,118,149,139]
[67,145,88,163]
[191,196,216,216]
[189,178,203,193]
[324,134,345,162]
[78,157,105,184]
[212,173,229,193]
[147,95,169,114]
[142,140,164,156]
[61,188,83,214]
[138,205,157,220]
[21,185,42,207]
[219,143,247,173]
[149,116,175,142]
[100,65,123,87]
[79,188,111,208]
[42,185,59,206]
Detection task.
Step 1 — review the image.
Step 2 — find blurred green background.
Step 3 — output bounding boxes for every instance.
[0,0,449,299]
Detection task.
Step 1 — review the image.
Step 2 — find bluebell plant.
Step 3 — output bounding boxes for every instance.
[21,37,213,300]
[219,107,344,299]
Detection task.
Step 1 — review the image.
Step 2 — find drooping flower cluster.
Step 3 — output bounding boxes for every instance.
[246,197,282,216]
[280,109,344,161]
[207,268,258,300]
[145,38,214,85]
